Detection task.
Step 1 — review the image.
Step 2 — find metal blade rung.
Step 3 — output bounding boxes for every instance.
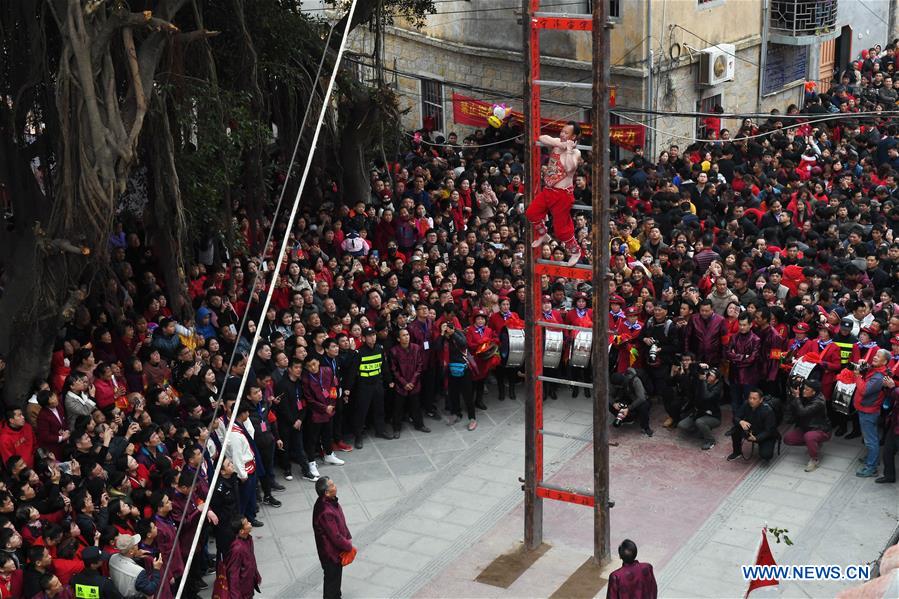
[536,483,594,507]
[540,429,593,444]
[536,141,592,151]
[536,320,590,332]
[571,204,592,211]
[533,79,592,90]
[535,259,592,281]
[533,14,592,31]
[538,375,593,389]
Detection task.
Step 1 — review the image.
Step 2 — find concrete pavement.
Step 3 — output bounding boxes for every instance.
[217,386,897,598]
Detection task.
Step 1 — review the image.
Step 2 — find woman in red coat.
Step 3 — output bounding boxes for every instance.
[612,306,643,374]
[465,310,500,410]
[565,292,593,398]
[488,297,524,401]
[803,327,842,401]
[35,391,68,460]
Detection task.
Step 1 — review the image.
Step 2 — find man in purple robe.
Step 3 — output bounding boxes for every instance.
[214,516,261,599]
[684,300,726,367]
[606,539,657,599]
[313,476,354,599]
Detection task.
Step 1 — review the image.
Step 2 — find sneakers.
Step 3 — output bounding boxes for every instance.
[263,495,282,507]
[845,430,862,440]
[250,519,264,528]
[804,459,819,472]
[875,476,896,484]
[308,461,321,478]
[283,471,294,481]
[446,414,461,426]
[323,453,345,466]
[302,472,320,482]
[531,232,552,248]
[335,441,354,452]
[856,466,878,478]
[701,441,715,451]
[662,416,675,429]
[641,427,654,438]
[475,399,487,410]
[415,425,432,433]
[726,451,742,461]
[354,437,364,449]
[271,481,286,491]
[467,419,478,431]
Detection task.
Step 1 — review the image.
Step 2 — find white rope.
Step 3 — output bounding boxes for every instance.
[174,1,360,595]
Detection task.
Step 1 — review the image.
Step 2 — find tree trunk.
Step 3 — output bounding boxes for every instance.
[146,97,191,320]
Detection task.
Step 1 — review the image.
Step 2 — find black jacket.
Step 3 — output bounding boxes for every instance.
[735,402,779,442]
[343,343,393,389]
[693,378,723,420]
[274,374,304,425]
[71,568,123,599]
[788,394,831,432]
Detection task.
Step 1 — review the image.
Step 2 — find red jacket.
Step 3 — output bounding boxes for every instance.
[301,367,338,424]
[0,422,36,468]
[219,536,261,599]
[389,343,424,396]
[35,407,67,459]
[606,561,657,599]
[312,495,353,565]
[465,326,500,381]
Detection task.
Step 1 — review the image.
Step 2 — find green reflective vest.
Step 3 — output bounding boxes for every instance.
[359,352,383,377]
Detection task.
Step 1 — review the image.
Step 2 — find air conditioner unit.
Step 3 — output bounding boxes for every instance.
[698,44,736,86]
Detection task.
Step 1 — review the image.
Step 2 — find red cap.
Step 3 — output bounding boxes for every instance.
[860,326,875,337]
[472,309,487,320]
[541,295,552,304]
[792,322,810,334]
[610,295,625,305]
[625,306,640,316]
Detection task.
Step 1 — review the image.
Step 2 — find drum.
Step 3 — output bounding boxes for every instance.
[790,358,817,380]
[832,381,855,415]
[569,331,593,368]
[543,330,564,369]
[500,328,525,368]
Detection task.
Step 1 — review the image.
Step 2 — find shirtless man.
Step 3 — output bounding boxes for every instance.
[526,122,583,266]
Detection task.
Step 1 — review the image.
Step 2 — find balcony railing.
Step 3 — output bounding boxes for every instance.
[770,0,837,38]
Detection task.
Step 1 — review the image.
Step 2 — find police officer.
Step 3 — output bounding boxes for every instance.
[71,546,121,598]
[833,316,859,437]
[343,327,393,449]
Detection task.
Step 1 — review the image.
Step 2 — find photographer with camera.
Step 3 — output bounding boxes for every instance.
[677,366,722,450]
[668,353,698,429]
[726,389,780,462]
[783,379,831,472]
[609,369,653,437]
[641,303,680,427]
[853,348,894,478]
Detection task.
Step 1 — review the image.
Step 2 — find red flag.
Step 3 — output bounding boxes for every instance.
[745,528,779,598]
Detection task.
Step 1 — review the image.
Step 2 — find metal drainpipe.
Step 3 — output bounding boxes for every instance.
[757,0,769,114]
[645,0,653,157]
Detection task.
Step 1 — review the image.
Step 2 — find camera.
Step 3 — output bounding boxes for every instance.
[613,402,630,427]
[648,342,661,364]
[854,360,870,374]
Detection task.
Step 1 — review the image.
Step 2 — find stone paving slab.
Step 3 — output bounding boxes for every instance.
[208,385,896,599]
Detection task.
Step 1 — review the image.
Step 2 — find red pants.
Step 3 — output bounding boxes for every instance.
[782,428,831,460]
[526,187,575,242]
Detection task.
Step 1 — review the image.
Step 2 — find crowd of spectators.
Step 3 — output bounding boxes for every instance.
[1,39,899,599]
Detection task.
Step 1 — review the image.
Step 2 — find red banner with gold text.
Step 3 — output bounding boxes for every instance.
[450,93,643,150]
